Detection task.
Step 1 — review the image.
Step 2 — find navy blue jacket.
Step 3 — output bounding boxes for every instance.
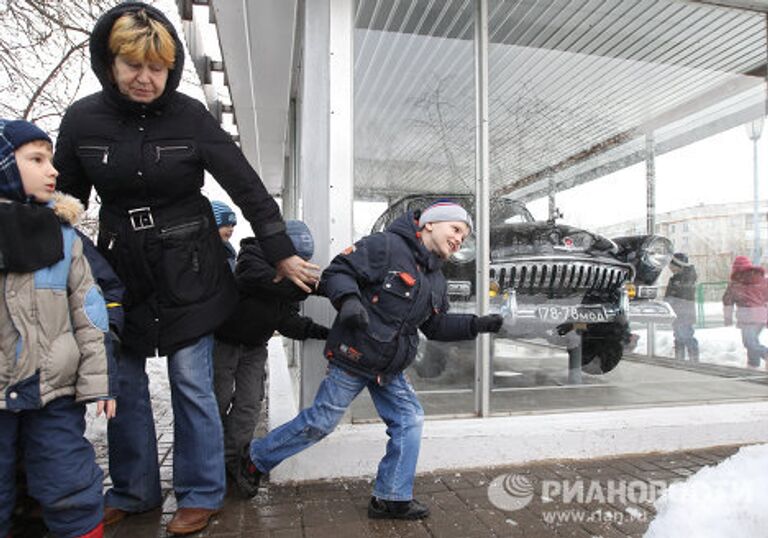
[322,212,477,382]
[77,230,124,398]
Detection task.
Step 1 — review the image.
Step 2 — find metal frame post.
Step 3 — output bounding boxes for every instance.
[474,0,491,417]
[646,133,656,357]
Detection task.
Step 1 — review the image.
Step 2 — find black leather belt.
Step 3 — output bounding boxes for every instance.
[102,195,205,233]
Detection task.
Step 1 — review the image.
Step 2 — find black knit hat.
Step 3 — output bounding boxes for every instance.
[670,252,689,268]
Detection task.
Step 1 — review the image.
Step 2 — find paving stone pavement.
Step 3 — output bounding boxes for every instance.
[95,407,741,538]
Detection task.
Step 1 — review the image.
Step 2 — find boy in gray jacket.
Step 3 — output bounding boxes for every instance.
[0,119,115,538]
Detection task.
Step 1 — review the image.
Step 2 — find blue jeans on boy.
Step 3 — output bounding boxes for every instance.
[106,335,225,511]
[740,324,768,367]
[0,397,103,538]
[672,321,699,361]
[250,364,424,501]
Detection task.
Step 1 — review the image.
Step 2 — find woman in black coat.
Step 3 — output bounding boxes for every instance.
[53,3,318,534]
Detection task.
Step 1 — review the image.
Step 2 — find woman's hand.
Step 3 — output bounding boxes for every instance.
[97,399,117,419]
[274,255,321,293]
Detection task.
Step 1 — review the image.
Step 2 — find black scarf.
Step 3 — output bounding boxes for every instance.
[0,201,63,273]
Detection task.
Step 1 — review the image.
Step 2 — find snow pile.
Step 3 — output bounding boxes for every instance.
[634,326,752,368]
[644,444,768,538]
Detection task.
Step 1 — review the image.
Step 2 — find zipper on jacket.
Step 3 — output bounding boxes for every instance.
[159,219,202,237]
[155,145,190,163]
[106,232,118,251]
[79,145,109,165]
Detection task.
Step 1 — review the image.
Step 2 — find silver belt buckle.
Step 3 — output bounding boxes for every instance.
[128,207,154,231]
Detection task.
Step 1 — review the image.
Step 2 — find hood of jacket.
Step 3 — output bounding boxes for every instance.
[89,1,185,113]
[732,265,765,285]
[386,211,443,272]
[50,191,83,226]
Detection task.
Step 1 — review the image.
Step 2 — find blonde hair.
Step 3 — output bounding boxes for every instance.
[108,9,176,68]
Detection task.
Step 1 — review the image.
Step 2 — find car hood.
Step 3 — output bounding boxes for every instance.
[490,222,618,260]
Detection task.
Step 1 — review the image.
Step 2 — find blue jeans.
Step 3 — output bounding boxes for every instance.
[106,335,225,511]
[672,321,699,361]
[0,397,103,538]
[741,325,768,367]
[250,364,424,501]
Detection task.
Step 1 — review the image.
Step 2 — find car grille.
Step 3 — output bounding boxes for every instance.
[492,257,634,293]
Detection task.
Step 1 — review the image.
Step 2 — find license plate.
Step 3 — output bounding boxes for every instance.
[536,305,607,323]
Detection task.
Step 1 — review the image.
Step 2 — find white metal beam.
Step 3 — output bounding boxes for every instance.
[210,0,298,194]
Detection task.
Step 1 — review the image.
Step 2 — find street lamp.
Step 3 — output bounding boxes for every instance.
[746,117,764,265]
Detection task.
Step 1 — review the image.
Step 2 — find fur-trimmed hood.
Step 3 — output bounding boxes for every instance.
[50,191,83,226]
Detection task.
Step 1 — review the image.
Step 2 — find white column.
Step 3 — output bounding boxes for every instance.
[298,0,354,407]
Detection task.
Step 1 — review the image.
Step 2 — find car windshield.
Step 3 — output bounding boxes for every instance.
[490,198,534,226]
[371,195,534,234]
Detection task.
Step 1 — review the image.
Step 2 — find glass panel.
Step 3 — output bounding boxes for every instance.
[351,0,478,420]
[488,0,768,414]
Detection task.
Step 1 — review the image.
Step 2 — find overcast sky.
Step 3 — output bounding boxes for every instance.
[527,124,768,231]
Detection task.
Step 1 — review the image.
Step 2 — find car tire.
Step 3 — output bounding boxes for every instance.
[580,321,631,374]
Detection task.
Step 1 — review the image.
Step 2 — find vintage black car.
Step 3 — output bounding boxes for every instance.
[371,194,675,377]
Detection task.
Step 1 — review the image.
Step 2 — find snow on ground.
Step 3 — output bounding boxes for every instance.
[85,356,171,447]
[634,300,768,369]
[633,325,761,369]
[644,443,768,538]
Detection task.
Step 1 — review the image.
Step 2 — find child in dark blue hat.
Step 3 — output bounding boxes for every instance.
[213,220,328,480]
[0,119,115,538]
[210,199,238,270]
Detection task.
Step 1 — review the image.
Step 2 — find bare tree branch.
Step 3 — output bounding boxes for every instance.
[22,37,89,119]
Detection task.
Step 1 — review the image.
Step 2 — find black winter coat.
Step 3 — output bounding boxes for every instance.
[54,3,295,355]
[665,265,697,325]
[321,212,477,382]
[215,238,327,347]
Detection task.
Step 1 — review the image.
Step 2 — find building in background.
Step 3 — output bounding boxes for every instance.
[597,200,768,283]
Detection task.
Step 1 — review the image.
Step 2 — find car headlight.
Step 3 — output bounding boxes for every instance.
[450,235,476,264]
[641,236,673,268]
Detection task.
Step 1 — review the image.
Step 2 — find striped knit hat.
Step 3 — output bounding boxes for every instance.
[0,119,53,202]
[418,200,473,233]
[210,200,237,227]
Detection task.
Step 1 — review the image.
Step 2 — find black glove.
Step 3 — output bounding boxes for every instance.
[307,323,330,340]
[338,296,369,330]
[474,314,503,334]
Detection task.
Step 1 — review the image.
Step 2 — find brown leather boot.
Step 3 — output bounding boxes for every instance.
[166,508,219,535]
